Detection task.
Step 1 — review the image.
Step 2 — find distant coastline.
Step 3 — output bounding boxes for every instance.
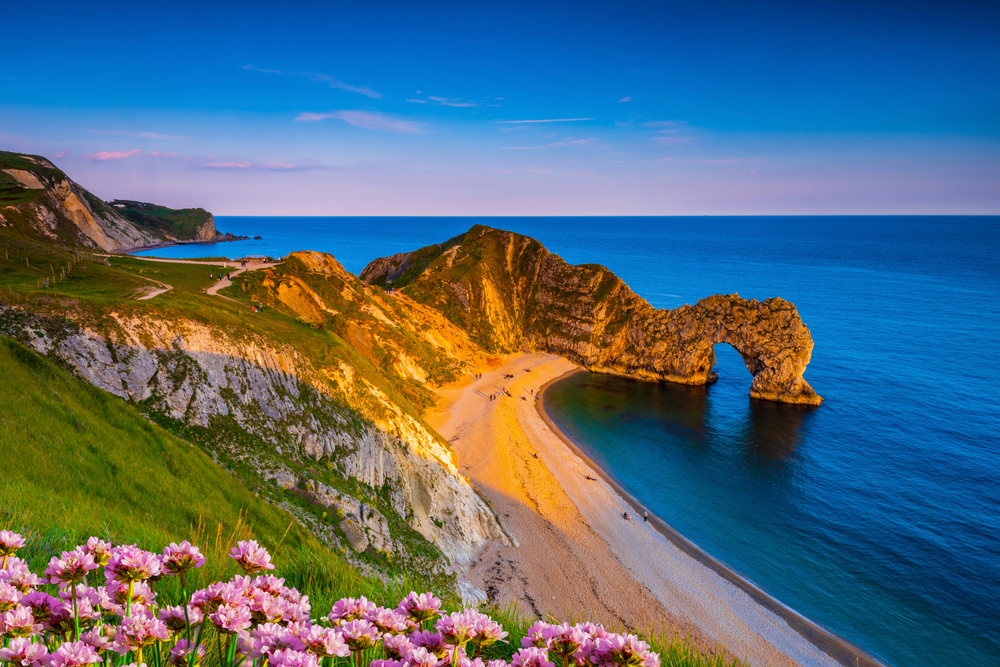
[536,369,888,667]
[115,232,253,255]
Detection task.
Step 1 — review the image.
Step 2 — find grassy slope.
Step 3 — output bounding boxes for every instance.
[111,200,213,240]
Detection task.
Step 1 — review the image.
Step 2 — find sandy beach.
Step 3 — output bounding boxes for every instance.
[427,352,882,667]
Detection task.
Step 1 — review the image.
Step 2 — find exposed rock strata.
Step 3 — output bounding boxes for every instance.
[3,307,511,563]
[363,226,822,405]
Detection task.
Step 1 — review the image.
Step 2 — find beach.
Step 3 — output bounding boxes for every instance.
[427,352,879,667]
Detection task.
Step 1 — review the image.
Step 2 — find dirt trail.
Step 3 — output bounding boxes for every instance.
[124,257,275,301]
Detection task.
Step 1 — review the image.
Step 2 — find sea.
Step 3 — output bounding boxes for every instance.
[136,216,1000,667]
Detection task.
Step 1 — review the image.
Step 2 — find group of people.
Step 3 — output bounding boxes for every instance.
[489,388,513,401]
[622,510,650,522]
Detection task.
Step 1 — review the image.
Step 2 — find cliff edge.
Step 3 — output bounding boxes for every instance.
[361,225,821,405]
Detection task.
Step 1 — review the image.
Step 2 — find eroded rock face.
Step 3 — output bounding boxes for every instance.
[5,308,511,563]
[363,226,822,405]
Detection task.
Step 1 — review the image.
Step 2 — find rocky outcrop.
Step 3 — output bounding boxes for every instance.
[2,307,512,564]
[1,153,160,251]
[362,226,822,405]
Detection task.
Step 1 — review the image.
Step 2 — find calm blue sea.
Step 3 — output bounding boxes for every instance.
[138,216,1000,667]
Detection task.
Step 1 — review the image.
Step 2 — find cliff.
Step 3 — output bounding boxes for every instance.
[361,225,822,405]
[0,151,161,251]
[110,199,218,241]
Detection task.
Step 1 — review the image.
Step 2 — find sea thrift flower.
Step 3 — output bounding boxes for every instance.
[409,630,448,658]
[169,640,205,667]
[249,589,290,623]
[158,605,204,634]
[162,542,206,577]
[104,545,162,584]
[543,624,587,657]
[300,625,349,658]
[0,532,25,560]
[269,649,318,667]
[45,550,98,586]
[228,540,274,574]
[593,635,651,667]
[436,610,480,646]
[0,559,41,592]
[247,622,305,658]
[0,637,48,666]
[382,633,415,660]
[113,614,170,652]
[512,647,555,667]
[470,616,508,650]
[210,603,252,634]
[2,605,40,638]
[396,592,441,624]
[0,582,21,611]
[521,622,553,649]
[79,539,113,567]
[370,661,405,667]
[104,581,156,615]
[328,596,377,625]
[403,647,439,667]
[79,629,113,654]
[42,642,100,667]
[369,607,409,634]
[339,619,380,652]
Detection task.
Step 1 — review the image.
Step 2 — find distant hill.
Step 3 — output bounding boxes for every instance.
[110,199,216,242]
[0,150,217,251]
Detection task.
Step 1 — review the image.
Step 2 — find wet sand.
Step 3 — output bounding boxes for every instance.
[427,352,884,667]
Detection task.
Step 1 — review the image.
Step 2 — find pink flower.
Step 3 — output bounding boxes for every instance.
[190,581,242,615]
[2,605,40,638]
[42,642,100,667]
[542,624,587,657]
[228,541,274,574]
[300,625,349,658]
[250,575,288,596]
[104,545,162,584]
[409,630,448,658]
[79,629,113,654]
[158,605,203,634]
[113,614,170,652]
[45,550,98,586]
[0,582,21,611]
[268,649,318,667]
[339,619,380,652]
[169,640,205,667]
[521,622,553,649]
[382,633,415,660]
[470,616,508,649]
[0,637,48,666]
[0,532,25,557]
[79,539,112,567]
[247,622,305,659]
[511,648,554,667]
[209,603,252,634]
[396,592,441,623]
[327,596,377,625]
[162,542,206,576]
[403,647,439,667]
[436,610,480,646]
[370,661,405,667]
[592,635,653,667]
[103,580,156,614]
[248,589,290,623]
[0,558,41,592]
[369,607,409,634]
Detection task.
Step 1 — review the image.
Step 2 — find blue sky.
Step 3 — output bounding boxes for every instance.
[2,0,998,215]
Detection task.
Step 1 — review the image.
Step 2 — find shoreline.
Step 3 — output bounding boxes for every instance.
[535,368,887,667]
[114,235,252,255]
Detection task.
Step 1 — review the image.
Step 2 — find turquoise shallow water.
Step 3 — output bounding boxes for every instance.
[140,216,1000,667]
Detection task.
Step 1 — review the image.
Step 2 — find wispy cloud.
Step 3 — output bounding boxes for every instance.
[90,130,191,141]
[503,138,599,150]
[148,151,177,158]
[295,110,422,133]
[295,72,382,99]
[88,149,140,161]
[405,99,429,104]
[205,161,251,169]
[497,118,595,123]
[642,120,694,146]
[243,64,283,74]
[53,150,68,159]
[618,96,632,103]
[406,95,476,107]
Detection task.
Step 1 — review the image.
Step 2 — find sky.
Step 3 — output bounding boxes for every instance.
[2,0,999,215]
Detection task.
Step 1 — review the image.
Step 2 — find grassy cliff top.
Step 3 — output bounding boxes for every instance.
[111,199,215,240]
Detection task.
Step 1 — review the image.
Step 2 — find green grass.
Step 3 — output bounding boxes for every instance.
[111,200,214,240]
[109,256,232,293]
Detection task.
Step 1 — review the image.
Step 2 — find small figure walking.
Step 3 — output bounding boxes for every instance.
[643,511,649,522]
[624,512,631,521]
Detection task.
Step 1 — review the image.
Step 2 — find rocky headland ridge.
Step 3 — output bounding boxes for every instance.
[361,225,821,405]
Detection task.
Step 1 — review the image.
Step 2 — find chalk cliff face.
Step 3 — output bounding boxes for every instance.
[362,225,822,405]
[1,307,512,565]
[0,152,160,251]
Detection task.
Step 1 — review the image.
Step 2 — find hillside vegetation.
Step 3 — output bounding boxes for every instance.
[110,199,216,240]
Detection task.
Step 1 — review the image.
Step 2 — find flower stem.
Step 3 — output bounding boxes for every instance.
[71,585,80,642]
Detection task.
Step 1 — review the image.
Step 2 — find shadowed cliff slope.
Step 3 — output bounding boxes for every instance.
[361,225,822,405]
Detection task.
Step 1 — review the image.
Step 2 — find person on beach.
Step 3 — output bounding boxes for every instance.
[643,511,649,522]
[624,512,631,521]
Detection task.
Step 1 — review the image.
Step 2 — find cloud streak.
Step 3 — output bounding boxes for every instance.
[243,64,283,74]
[295,110,422,133]
[618,96,632,103]
[88,149,140,161]
[295,72,382,99]
[503,138,599,150]
[497,118,595,123]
